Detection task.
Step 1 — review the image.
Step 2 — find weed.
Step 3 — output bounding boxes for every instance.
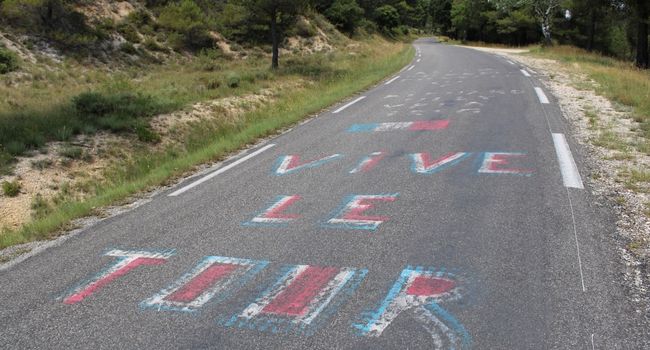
[31,194,51,218]
[58,145,83,159]
[135,124,161,143]
[55,126,73,141]
[0,46,19,74]
[30,159,53,170]
[2,180,21,197]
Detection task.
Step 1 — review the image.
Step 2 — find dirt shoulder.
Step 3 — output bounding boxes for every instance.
[463,45,650,313]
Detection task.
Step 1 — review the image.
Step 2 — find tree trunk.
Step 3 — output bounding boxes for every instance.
[541,19,552,46]
[635,0,649,69]
[270,7,279,70]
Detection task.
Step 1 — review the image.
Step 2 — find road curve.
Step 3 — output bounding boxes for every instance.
[0,38,646,349]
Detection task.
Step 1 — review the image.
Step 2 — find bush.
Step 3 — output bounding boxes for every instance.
[118,24,141,43]
[135,124,161,143]
[325,0,365,34]
[226,72,240,88]
[0,47,19,74]
[120,42,138,55]
[127,9,153,27]
[143,38,167,52]
[2,180,21,197]
[158,0,213,51]
[374,5,399,32]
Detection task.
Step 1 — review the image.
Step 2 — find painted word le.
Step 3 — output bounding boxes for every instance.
[354,267,471,349]
[59,249,175,305]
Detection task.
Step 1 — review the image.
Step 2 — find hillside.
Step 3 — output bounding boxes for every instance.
[0,0,414,246]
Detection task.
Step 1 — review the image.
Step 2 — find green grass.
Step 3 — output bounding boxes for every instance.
[2,180,21,197]
[0,38,413,249]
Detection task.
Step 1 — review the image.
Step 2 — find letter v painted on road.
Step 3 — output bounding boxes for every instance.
[272,154,343,176]
[410,152,472,174]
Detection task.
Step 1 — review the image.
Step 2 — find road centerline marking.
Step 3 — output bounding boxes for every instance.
[333,96,366,114]
[168,144,276,197]
[552,133,584,189]
[534,87,550,104]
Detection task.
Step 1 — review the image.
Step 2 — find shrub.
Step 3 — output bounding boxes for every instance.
[0,47,19,74]
[127,9,153,27]
[135,124,161,143]
[2,180,21,197]
[374,5,399,31]
[120,42,138,55]
[31,193,51,218]
[226,72,240,88]
[30,159,53,170]
[118,24,141,43]
[143,38,167,52]
[4,141,26,156]
[55,126,73,141]
[158,0,213,51]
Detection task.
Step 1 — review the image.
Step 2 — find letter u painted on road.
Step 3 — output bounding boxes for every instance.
[58,249,175,305]
[222,264,367,335]
[354,267,471,349]
[141,256,268,313]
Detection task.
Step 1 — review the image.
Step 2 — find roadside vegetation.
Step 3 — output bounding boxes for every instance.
[0,0,424,249]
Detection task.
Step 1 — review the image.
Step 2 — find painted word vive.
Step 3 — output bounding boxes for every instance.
[272,152,533,176]
[59,249,469,346]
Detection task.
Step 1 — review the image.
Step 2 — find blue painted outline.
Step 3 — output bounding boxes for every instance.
[140,256,269,313]
[353,266,471,349]
[220,265,368,336]
[347,123,379,133]
[320,193,399,231]
[409,152,473,175]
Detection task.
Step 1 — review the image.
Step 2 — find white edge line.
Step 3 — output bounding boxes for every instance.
[407,65,414,71]
[332,96,366,114]
[535,87,550,104]
[416,58,421,63]
[520,68,531,77]
[552,133,584,189]
[384,76,400,85]
[506,59,515,65]
[168,143,276,196]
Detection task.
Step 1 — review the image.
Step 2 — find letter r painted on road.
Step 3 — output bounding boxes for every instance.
[354,267,471,349]
[222,264,367,335]
[59,249,175,305]
[141,256,268,313]
[244,195,302,227]
[323,194,399,230]
[477,152,533,176]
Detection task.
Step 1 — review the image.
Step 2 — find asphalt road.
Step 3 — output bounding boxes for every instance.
[1,38,648,349]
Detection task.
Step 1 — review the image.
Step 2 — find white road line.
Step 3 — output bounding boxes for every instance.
[534,87,550,104]
[168,144,276,196]
[552,133,584,189]
[407,65,415,71]
[506,59,515,65]
[591,334,595,350]
[520,69,531,77]
[416,59,421,63]
[384,76,400,85]
[332,96,366,114]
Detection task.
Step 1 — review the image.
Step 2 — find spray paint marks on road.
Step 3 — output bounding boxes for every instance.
[59,249,175,305]
[222,265,367,335]
[477,152,533,176]
[347,120,449,133]
[323,194,398,230]
[244,195,302,227]
[410,152,472,174]
[354,267,471,349]
[349,152,385,174]
[272,154,343,176]
[141,256,268,313]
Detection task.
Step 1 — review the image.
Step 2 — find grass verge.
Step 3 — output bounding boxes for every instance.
[0,38,414,249]
[529,46,650,147]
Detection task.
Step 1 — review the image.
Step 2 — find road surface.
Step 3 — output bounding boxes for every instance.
[1,38,647,349]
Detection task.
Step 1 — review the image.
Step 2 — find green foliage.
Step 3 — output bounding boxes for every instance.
[226,72,240,88]
[58,144,83,159]
[118,24,141,43]
[135,124,161,143]
[325,0,365,34]
[373,5,399,32]
[158,0,214,51]
[2,180,21,197]
[0,46,19,74]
